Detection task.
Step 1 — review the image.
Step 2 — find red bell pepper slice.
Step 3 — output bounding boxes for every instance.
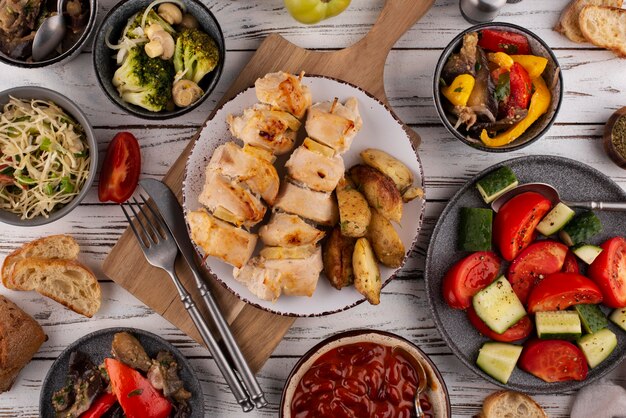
[105,358,172,418]
[503,62,532,116]
[478,29,531,55]
[81,392,117,418]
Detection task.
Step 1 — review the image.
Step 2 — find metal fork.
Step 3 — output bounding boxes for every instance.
[121,196,255,412]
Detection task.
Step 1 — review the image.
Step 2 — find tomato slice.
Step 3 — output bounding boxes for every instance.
[493,192,552,261]
[501,62,532,118]
[467,307,533,342]
[98,132,141,203]
[478,29,531,55]
[507,240,568,304]
[588,237,626,308]
[519,339,588,382]
[562,251,580,274]
[527,272,603,313]
[442,252,501,309]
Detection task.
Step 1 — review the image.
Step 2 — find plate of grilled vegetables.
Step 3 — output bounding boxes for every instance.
[183,72,425,316]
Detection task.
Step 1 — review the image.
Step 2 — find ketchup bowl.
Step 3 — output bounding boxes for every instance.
[280,330,451,418]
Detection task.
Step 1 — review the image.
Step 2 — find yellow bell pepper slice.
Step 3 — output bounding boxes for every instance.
[480,76,551,148]
[510,55,548,79]
[442,74,476,107]
[487,52,514,70]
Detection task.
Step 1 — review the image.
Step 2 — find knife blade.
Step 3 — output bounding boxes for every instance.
[139,178,268,409]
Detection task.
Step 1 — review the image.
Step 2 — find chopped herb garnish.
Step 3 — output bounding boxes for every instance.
[494,72,511,102]
[60,176,74,193]
[127,389,143,398]
[40,137,51,151]
[454,87,463,93]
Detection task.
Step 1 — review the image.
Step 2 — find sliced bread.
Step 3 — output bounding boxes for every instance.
[0,295,46,393]
[580,5,626,56]
[11,259,101,318]
[477,390,547,418]
[1,235,79,289]
[555,0,624,43]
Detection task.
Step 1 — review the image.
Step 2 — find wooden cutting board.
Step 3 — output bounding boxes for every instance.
[102,0,434,373]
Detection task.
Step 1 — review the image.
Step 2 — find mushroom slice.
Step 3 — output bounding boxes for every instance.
[285,144,344,192]
[273,182,338,226]
[228,104,300,155]
[305,97,362,154]
[254,71,312,119]
[258,212,325,247]
[172,79,203,107]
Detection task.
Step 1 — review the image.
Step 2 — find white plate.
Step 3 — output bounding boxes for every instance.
[182,75,425,316]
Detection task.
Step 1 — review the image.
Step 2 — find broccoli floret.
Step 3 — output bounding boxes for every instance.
[121,9,176,40]
[112,47,174,112]
[173,28,219,85]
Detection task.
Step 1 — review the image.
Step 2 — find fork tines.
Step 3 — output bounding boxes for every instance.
[121,195,169,248]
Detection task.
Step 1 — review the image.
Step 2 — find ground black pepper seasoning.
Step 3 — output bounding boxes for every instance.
[604,107,626,169]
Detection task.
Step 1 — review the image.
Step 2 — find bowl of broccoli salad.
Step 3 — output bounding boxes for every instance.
[93,0,225,119]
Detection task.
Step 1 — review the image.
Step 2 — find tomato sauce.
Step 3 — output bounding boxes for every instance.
[290,342,433,418]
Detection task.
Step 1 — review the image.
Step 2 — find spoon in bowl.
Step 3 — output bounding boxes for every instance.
[392,346,428,418]
[491,182,626,212]
[32,0,67,61]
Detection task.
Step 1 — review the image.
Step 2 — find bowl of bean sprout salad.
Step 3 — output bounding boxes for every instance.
[0,87,97,226]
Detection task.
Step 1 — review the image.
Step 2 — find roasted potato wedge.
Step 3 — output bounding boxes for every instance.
[360,148,414,192]
[349,164,402,223]
[352,237,381,305]
[260,244,318,260]
[322,227,356,290]
[336,177,371,238]
[368,208,405,268]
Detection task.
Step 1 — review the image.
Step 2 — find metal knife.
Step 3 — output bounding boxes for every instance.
[140,178,268,410]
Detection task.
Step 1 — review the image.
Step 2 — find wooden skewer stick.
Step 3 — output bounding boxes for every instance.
[329,97,338,114]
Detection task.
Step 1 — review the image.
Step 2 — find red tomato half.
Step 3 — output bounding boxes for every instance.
[442,252,501,309]
[507,240,568,304]
[501,62,532,118]
[519,339,588,382]
[478,29,531,55]
[467,307,533,342]
[562,251,580,274]
[98,132,141,203]
[588,237,626,308]
[493,192,552,261]
[527,272,603,313]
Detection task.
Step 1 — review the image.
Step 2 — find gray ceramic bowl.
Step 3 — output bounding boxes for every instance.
[0,87,97,227]
[0,0,97,68]
[93,0,225,119]
[280,329,451,417]
[39,327,204,417]
[433,22,563,153]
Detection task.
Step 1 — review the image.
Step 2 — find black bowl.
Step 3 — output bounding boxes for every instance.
[433,22,563,153]
[0,0,97,68]
[39,327,204,417]
[92,0,225,119]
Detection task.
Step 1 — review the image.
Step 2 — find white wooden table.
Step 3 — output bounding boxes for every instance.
[1,0,626,416]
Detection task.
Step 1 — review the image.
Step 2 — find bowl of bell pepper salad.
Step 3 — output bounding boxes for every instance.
[433,22,563,153]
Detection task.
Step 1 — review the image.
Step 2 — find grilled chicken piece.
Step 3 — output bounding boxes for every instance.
[285,145,344,192]
[188,210,257,268]
[258,212,325,247]
[273,182,338,226]
[199,171,266,227]
[208,142,280,204]
[305,97,362,154]
[254,71,312,119]
[264,245,323,297]
[233,259,282,302]
[227,103,300,155]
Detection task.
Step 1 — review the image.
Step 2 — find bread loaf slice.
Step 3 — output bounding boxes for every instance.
[1,235,79,289]
[555,0,623,43]
[11,259,101,318]
[0,295,46,393]
[580,5,626,56]
[477,390,547,418]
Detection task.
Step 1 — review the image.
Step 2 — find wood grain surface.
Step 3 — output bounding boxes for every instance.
[1,0,625,416]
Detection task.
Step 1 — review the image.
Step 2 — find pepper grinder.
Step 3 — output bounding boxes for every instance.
[460,0,507,23]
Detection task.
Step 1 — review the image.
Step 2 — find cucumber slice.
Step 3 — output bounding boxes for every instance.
[610,308,626,332]
[535,311,582,340]
[559,211,602,246]
[458,208,493,251]
[473,276,527,334]
[575,304,608,334]
[577,328,617,368]
[536,202,575,236]
[572,244,603,265]
[476,342,523,384]
[476,166,519,204]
